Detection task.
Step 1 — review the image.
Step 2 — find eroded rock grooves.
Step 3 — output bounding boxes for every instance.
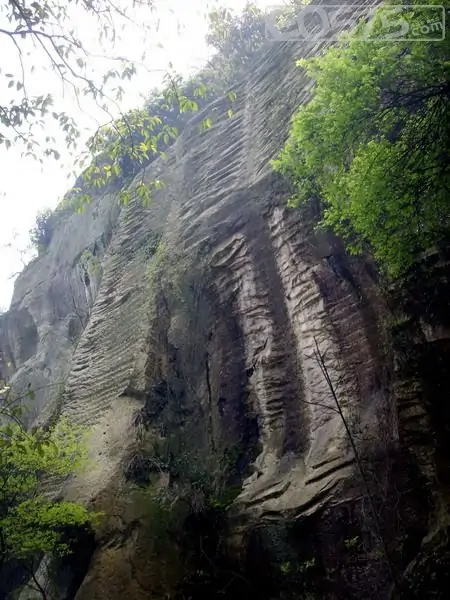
[1,8,450,599]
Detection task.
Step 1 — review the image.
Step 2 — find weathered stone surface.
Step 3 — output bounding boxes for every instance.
[2,8,449,598]
[0,195,119,426]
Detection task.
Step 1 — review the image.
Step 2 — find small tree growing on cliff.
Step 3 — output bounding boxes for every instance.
[205,0,308,90]
[29,208,54,255]
[205,2,266,90]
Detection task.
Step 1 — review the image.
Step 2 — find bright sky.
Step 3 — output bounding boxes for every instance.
[0,0,282,311]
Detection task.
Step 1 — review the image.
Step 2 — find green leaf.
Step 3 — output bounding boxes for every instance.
[200,117,213,132]
[119,190,131,205]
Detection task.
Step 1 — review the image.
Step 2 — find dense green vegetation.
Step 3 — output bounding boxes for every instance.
[274,2,450,278]
[0,385,94,597]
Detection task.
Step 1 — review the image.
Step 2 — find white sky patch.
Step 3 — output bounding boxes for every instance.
[0,0,281,309]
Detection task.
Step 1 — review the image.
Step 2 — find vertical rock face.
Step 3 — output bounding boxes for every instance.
[1,27,449,600]
[0,195,119,426]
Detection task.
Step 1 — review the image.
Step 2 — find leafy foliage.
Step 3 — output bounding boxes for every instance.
[273,2,450,278]
[2,498,89,560]
[0,0,157,160]
[0,383,92,597]
[204,0,306,92]
[81,249,101,277]
[0,416,90,560]
[77,73,220,199]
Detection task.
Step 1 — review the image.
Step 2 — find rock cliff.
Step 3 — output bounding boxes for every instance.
[1,18,450,600]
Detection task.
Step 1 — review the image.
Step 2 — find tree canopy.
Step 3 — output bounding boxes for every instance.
[205,2,266,89]
[273,2,450,278]
[29,208,54,253]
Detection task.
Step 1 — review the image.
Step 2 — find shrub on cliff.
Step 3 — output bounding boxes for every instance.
[273,2,450,278]
[205,0,307,91]
[29,208,55,254]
